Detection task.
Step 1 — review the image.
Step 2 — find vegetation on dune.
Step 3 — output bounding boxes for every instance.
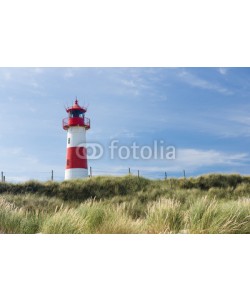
[0,174,250,234]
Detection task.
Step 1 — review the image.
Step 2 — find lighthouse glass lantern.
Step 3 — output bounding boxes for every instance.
[63,99,90,180]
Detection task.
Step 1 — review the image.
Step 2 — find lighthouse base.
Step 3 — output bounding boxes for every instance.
[65,168,88,180]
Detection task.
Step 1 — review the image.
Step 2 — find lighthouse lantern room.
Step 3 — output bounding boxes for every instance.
[63,99,90,180]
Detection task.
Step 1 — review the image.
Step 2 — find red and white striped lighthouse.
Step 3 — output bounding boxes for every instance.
[63,99,90,180]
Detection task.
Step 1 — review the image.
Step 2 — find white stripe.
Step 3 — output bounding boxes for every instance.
[67,126,86,148]
[65,168,89,180]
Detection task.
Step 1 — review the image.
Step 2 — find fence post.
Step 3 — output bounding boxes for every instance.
[90,166,92,178]
[51,170,54,181]
[165,172,167,181]
[129,168,131,175]
[3,176,5,183]
[183,170,186,179]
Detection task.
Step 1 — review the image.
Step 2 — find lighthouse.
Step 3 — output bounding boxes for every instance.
[63,99,90,180]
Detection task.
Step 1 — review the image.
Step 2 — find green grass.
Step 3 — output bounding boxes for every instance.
[0,174,250,234]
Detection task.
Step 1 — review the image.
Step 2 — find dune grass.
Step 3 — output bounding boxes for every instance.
[0,174,250,234]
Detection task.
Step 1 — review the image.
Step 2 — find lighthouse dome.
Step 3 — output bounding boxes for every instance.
[63,99,90,130]
[66,99,87,113]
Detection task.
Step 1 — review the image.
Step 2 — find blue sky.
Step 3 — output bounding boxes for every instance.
[0,67,250,181]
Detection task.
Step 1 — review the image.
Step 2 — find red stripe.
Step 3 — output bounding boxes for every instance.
[66,147,88,169]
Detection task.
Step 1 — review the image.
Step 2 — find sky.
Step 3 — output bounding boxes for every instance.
[0,67,250,182]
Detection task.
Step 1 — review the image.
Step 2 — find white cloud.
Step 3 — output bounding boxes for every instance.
[4,72,11,80]
[0,70,12,81]
[30,80,40,88]
[6,176,31,183]
[109,68,153,97]
[63,69,75,78]
[121,79,137,88]
[178,70,232,95]
[133,149,248,173]
[228,113,250,127]
[110,129,137,139]
[218,68,228,75]
[176,149,248,169]
[0,146,63,182]
[0,147,23,156]
[90,148,249,177]
[33,68,44,74]
[214,108,250,137]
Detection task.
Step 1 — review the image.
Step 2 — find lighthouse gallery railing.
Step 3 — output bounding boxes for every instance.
[62,117,91,130]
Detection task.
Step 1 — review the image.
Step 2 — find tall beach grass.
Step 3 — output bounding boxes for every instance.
[0,174,250,234]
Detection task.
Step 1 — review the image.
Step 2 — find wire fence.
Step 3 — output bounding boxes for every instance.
[0,168,188,183]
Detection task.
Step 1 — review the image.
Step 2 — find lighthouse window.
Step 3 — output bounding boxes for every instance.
[68,138,70,144]
[71,110,83,118]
